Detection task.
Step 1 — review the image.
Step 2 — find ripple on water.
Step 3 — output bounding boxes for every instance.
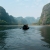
[0,26,50,50]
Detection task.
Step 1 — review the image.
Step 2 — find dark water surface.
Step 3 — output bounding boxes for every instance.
[0,26,50,50]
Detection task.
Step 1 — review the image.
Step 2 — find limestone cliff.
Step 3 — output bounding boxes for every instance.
[39,3,50,25]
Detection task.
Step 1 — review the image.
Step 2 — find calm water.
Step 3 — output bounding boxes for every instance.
[0,26,50,50]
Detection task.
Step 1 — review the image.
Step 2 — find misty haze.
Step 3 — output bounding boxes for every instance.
[0,0,50,50]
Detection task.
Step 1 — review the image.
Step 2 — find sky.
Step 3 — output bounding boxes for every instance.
[0,0,50,18]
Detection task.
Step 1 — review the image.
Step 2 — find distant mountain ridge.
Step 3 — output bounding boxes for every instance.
[15,17,40,25]
[0,6,39,25]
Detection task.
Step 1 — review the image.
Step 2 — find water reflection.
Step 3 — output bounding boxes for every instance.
[41,26,50,48]
[0,31,6,49]
[0,25,22,31]
[0,26,50,50]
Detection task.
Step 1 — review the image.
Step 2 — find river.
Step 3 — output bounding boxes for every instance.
[0,26,50,50]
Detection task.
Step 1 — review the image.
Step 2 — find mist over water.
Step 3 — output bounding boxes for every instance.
[0,26,50,50]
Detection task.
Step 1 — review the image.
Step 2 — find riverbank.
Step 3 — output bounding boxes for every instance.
[0,25,50,27]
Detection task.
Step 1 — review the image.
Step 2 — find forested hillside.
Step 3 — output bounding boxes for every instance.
[0,6,39,25]
[0,6,17,25]
[39,3,50,25]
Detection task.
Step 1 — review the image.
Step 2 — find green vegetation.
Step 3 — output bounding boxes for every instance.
[39,3,50,25]
[1,3,50,25]
[0,6,40,25]
[0,6,17,25]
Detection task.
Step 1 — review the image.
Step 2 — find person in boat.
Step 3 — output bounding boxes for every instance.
[23,24,29,30]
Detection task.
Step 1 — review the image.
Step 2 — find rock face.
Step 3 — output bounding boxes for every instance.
[39,3,50,25]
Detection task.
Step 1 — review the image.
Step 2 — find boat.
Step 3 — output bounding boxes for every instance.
[22,25,29,30]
